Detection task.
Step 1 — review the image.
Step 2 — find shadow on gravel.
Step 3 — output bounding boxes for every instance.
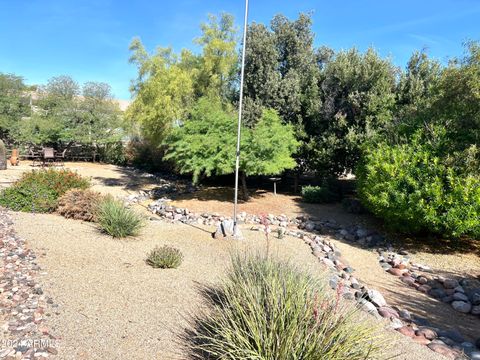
[385,276,480,343]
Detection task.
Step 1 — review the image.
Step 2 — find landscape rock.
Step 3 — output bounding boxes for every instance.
[416,327,437,340]
[397,326,415,338]
[367,289,387,307]
[451,300,472,313]
[427,343,459,359]
[443,279,459,289]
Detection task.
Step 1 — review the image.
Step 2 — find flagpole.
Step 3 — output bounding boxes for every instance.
[233,0,249,237]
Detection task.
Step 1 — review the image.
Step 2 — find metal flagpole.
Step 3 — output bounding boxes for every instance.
[233,0,249,237]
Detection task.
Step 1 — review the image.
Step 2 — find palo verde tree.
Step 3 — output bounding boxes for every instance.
[164,97,298,198]
[126,13,237,146]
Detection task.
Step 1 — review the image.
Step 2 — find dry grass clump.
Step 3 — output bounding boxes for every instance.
[146,245,183,269]
[187,253,384,360]
[57,189,102,221]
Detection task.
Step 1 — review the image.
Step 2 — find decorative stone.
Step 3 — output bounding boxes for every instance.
[438,329,465,343]
[451,300,472,313]
[453,292,469,302]
[378,306,399,319]
[443,279,459,289]
[400,276,415,286]
[427,343,458,359]
[397,326,415,338]
[413,335,431,345]
[367,289,387,307]
[321,258,335,268]
[387,268,404,276]
[471,305,480,315]
[418,285,432,293]
[357,299,380,318]
[416,327,437,340]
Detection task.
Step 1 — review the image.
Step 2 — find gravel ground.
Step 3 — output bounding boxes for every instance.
[11,211,446,360]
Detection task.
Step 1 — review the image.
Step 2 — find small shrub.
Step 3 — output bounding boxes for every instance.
[357,142,480,238]
[57,189,103,221]
[301,185,338,203]
[146,245,183,269]
[96,196,144,237]
[188,254,383,359]
[0,168,90,212]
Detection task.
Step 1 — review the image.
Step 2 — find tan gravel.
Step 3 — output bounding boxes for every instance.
[1,162,472,359]
[11,211,445,360]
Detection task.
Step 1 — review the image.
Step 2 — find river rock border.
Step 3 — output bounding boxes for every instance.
[148,199,480,359]
[0,208,59,359]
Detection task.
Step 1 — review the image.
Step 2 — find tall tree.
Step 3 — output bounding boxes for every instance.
[242,13,321,188]
[127,41,195,144]
[195,13,238,99]
[311,47,397,176]
[0,73,30,139]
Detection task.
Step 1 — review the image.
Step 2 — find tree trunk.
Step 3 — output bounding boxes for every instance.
[240,171,249,200]
[294,172,300,194]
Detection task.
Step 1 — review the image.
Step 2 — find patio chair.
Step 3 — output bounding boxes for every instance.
[55,148,68,166]
[29,149,42,167]
[43,147,55,166]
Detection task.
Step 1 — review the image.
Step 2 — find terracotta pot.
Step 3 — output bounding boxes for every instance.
[10,149,19,166]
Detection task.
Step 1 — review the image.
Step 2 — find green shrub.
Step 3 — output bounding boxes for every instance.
[96,196,144,237]
[357,142,480,238]
[146,245,183,269]
[0,168,90,212]
[301,185,338,203]
[188,254,383,359]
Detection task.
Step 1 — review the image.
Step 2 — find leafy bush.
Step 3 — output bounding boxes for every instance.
[57,189,103,221]
[98,141,127,165]
[301,185,338,203]
[188,254,383,359]
[146,245,183,269]
[357,142,480,238]
[0,168,90,212]
[96,196,144,237]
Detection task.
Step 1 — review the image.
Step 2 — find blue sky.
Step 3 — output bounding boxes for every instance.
[1,0,479,100]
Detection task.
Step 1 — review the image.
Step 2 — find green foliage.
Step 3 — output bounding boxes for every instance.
[146,245,183,269]
[188,253,383,359]
[0,72,31,138]
[9,76,123,152]
[301,185,338,204]
[164,97,298,183]
[127,42,195,144]
[126,13,237,146]
[96,197,144,237]
[195,13,238,99]
[357,141,480,238]
[310,48,397,176]
[243,14,320,172]
[0,169,90,213]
